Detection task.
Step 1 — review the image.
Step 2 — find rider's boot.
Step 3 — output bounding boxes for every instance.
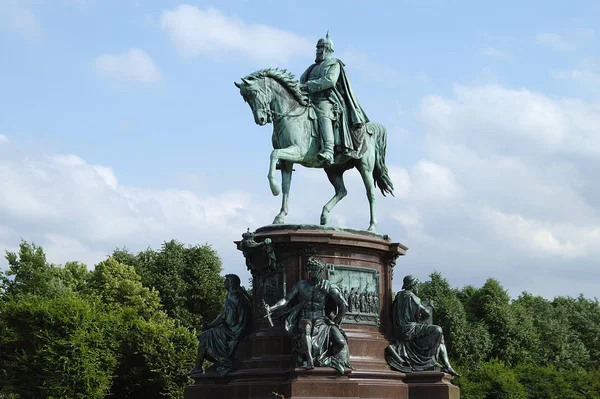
[317,119,335,165]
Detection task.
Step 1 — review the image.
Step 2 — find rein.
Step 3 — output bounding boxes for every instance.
[258,77,312,138]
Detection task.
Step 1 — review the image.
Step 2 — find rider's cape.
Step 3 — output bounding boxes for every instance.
[300,58,370,158]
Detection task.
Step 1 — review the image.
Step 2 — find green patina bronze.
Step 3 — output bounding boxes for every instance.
[263,258,352,374]
[385,275,460,377]
[326,263,381,326]
[235,33,394,232]
[189,274,252,376]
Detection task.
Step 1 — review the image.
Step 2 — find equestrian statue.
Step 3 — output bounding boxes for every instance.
[235,33,394,232]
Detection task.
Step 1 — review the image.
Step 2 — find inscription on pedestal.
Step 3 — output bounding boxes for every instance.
[326,264,381,326]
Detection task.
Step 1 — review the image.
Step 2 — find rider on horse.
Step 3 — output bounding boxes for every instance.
[300,32,370,165]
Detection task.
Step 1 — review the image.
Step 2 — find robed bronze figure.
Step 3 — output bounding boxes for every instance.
[385,275,459,376]
[189,274,252,376]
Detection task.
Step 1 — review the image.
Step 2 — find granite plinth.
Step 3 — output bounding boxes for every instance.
[404,372,460,399]
[185,368,408,399]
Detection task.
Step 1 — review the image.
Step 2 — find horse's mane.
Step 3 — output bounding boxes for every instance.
[245,68,308,105]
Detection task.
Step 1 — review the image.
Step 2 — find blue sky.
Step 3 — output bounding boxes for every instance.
[1,0,599,299]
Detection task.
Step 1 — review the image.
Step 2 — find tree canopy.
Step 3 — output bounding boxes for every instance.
[0,240,225,399]
[1,241,598,398]
[419,271,600,398]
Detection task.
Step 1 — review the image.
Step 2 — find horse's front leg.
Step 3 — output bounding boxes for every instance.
[273,161,293,224]
[267,146,302,196]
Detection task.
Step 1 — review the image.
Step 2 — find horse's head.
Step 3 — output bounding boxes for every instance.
[235,68,309,127]
[235,76,271,126]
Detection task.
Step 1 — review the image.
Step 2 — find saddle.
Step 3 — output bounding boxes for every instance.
[307,104,372,160]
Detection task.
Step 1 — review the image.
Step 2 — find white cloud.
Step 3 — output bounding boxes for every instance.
[0,141,269,277]
[536,33,576,52]
[403,83,600,298]
[43,234,110,269]
[483,208,599,258]
[91,48,162,84]
[554,69,600,88]
[0,134,8,143]
[0,0,40,36]
[159,5,312,63]
[420,84,600,157]
[553,58,600,90]
[409,161,461,201]
[392,208,422,229]
[482,47,512,61]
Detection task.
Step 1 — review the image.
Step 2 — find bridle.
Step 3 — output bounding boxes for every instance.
[249,77,312,136]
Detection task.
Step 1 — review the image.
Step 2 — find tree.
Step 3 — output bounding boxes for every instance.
[463,279,528,365]
[0,241,198,399]
[112,240,226,330]
[0,293,119,399]
[514,293,590,369]
[457,359,527,399]
[86,258,161,318]
[419,272,492,369]
[1,240,62,298]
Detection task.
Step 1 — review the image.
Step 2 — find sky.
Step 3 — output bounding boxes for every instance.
[1,0,599,299]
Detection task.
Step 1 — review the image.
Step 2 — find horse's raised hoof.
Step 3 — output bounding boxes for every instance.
[320,212,330,226]
[268,178,281,196]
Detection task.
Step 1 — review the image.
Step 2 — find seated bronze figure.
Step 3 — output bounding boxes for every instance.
[189,274,252,376]
[385,275,459,377]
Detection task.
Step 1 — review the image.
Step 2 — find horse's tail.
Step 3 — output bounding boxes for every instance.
[371,122,395,197]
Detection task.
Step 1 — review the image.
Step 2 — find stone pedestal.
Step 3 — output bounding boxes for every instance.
[185,225,457,398]
[185,368,408,399]
[404,372,460,399]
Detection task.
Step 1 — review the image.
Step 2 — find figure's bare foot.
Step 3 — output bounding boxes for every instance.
[443,366,460,377]
[333,363,346,375]
[304,359,315,370]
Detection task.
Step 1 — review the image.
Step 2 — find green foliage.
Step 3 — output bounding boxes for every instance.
[0,293,118,399]
[554,295,600,369]
[86,258,162,318]
[0,240,199,399]
[419,272,492,367]
[514,293,590,369]
[112,240,226,330]
[418,271,600,398]
[458,359,527,399]
[3,239,600,398]
[2,240,63,297]
[109,311,196,398]
[514,364,584,399]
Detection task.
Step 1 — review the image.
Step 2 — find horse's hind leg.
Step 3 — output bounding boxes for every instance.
[321,167,348,226]
[357,152,377,232]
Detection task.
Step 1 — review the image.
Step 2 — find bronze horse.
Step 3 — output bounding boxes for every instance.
[235,68,394,232]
